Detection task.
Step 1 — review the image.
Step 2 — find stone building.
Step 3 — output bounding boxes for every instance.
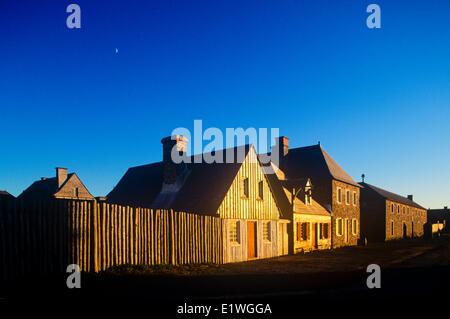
[272,137,360,248]
[107,135,291,263]
[18,167,94,200]
[359,182,427,242]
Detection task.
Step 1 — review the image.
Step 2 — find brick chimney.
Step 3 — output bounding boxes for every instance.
[161,135,188,185]
[56,167,68,188]
[407,195,413,201]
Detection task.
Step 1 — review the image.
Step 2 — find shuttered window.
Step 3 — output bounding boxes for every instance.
[230,221,240,243]
[263,222,271,241]
[306,222,310,240]
[323,223,329,238]
[296,223,302,241]
[297,223,309,241]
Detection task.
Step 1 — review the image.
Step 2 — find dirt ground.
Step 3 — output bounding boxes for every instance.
[2,235,450,311]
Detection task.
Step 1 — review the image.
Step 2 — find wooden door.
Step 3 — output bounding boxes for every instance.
[247,221,257,259]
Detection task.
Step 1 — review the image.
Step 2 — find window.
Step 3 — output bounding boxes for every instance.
[258,180,264,200]
[302,223,309,240]
[391,221,394,235]
[230,221,240,244]
[337,188,342,203]
[353,192,357,206]
[352,219,358,235]
[73,188,79,197]
[346,190,350,205]
[403,207,405,214]
[319,223,324,239]
[263,222,271,241]
[391,204,394,212]
[323,223,329,238]
[297,222,309,241]
[397,205,400,213]
[296,223,302,241]
[241,177,249,198]
[336,218,343,236]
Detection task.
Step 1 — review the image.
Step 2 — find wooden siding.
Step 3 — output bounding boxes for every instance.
[217,147,280,220]
[293,214,331,253]
[222,219,280,263]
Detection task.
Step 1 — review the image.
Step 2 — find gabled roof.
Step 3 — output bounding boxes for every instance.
[282,144,360,187]
[18,173,75,200]
[107,145,258,215]
[359,182,425,210]
[0,190,15,199]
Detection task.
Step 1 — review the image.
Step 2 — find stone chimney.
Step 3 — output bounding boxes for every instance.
[161,135,188,185]
[407,195,413,201]
[56,167,68,188]
[273,136,289,158]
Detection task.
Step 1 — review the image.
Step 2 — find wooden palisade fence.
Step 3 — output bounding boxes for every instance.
[0,197,224,280]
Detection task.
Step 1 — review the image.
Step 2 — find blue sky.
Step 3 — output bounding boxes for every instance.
[0,0,449,208]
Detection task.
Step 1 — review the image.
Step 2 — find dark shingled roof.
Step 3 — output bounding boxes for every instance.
[107,145,264,215]
[282,144,360,187]
[18,174,74,200]
[359,182,425,210]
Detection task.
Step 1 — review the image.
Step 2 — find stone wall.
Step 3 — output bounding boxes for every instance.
[385,200,427,240]
[331,180,360,248]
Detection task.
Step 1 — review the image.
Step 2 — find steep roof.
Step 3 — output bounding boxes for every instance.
[359,182,425,210]
[18,174,75,200]
[107,145,259,215]
[282,144,360,187]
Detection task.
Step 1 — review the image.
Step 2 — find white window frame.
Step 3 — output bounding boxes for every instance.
[337,187,342,203]
[346,190,350,205]
[353,191,357,206]
[336,218,343,236]
[352,218,358,235]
